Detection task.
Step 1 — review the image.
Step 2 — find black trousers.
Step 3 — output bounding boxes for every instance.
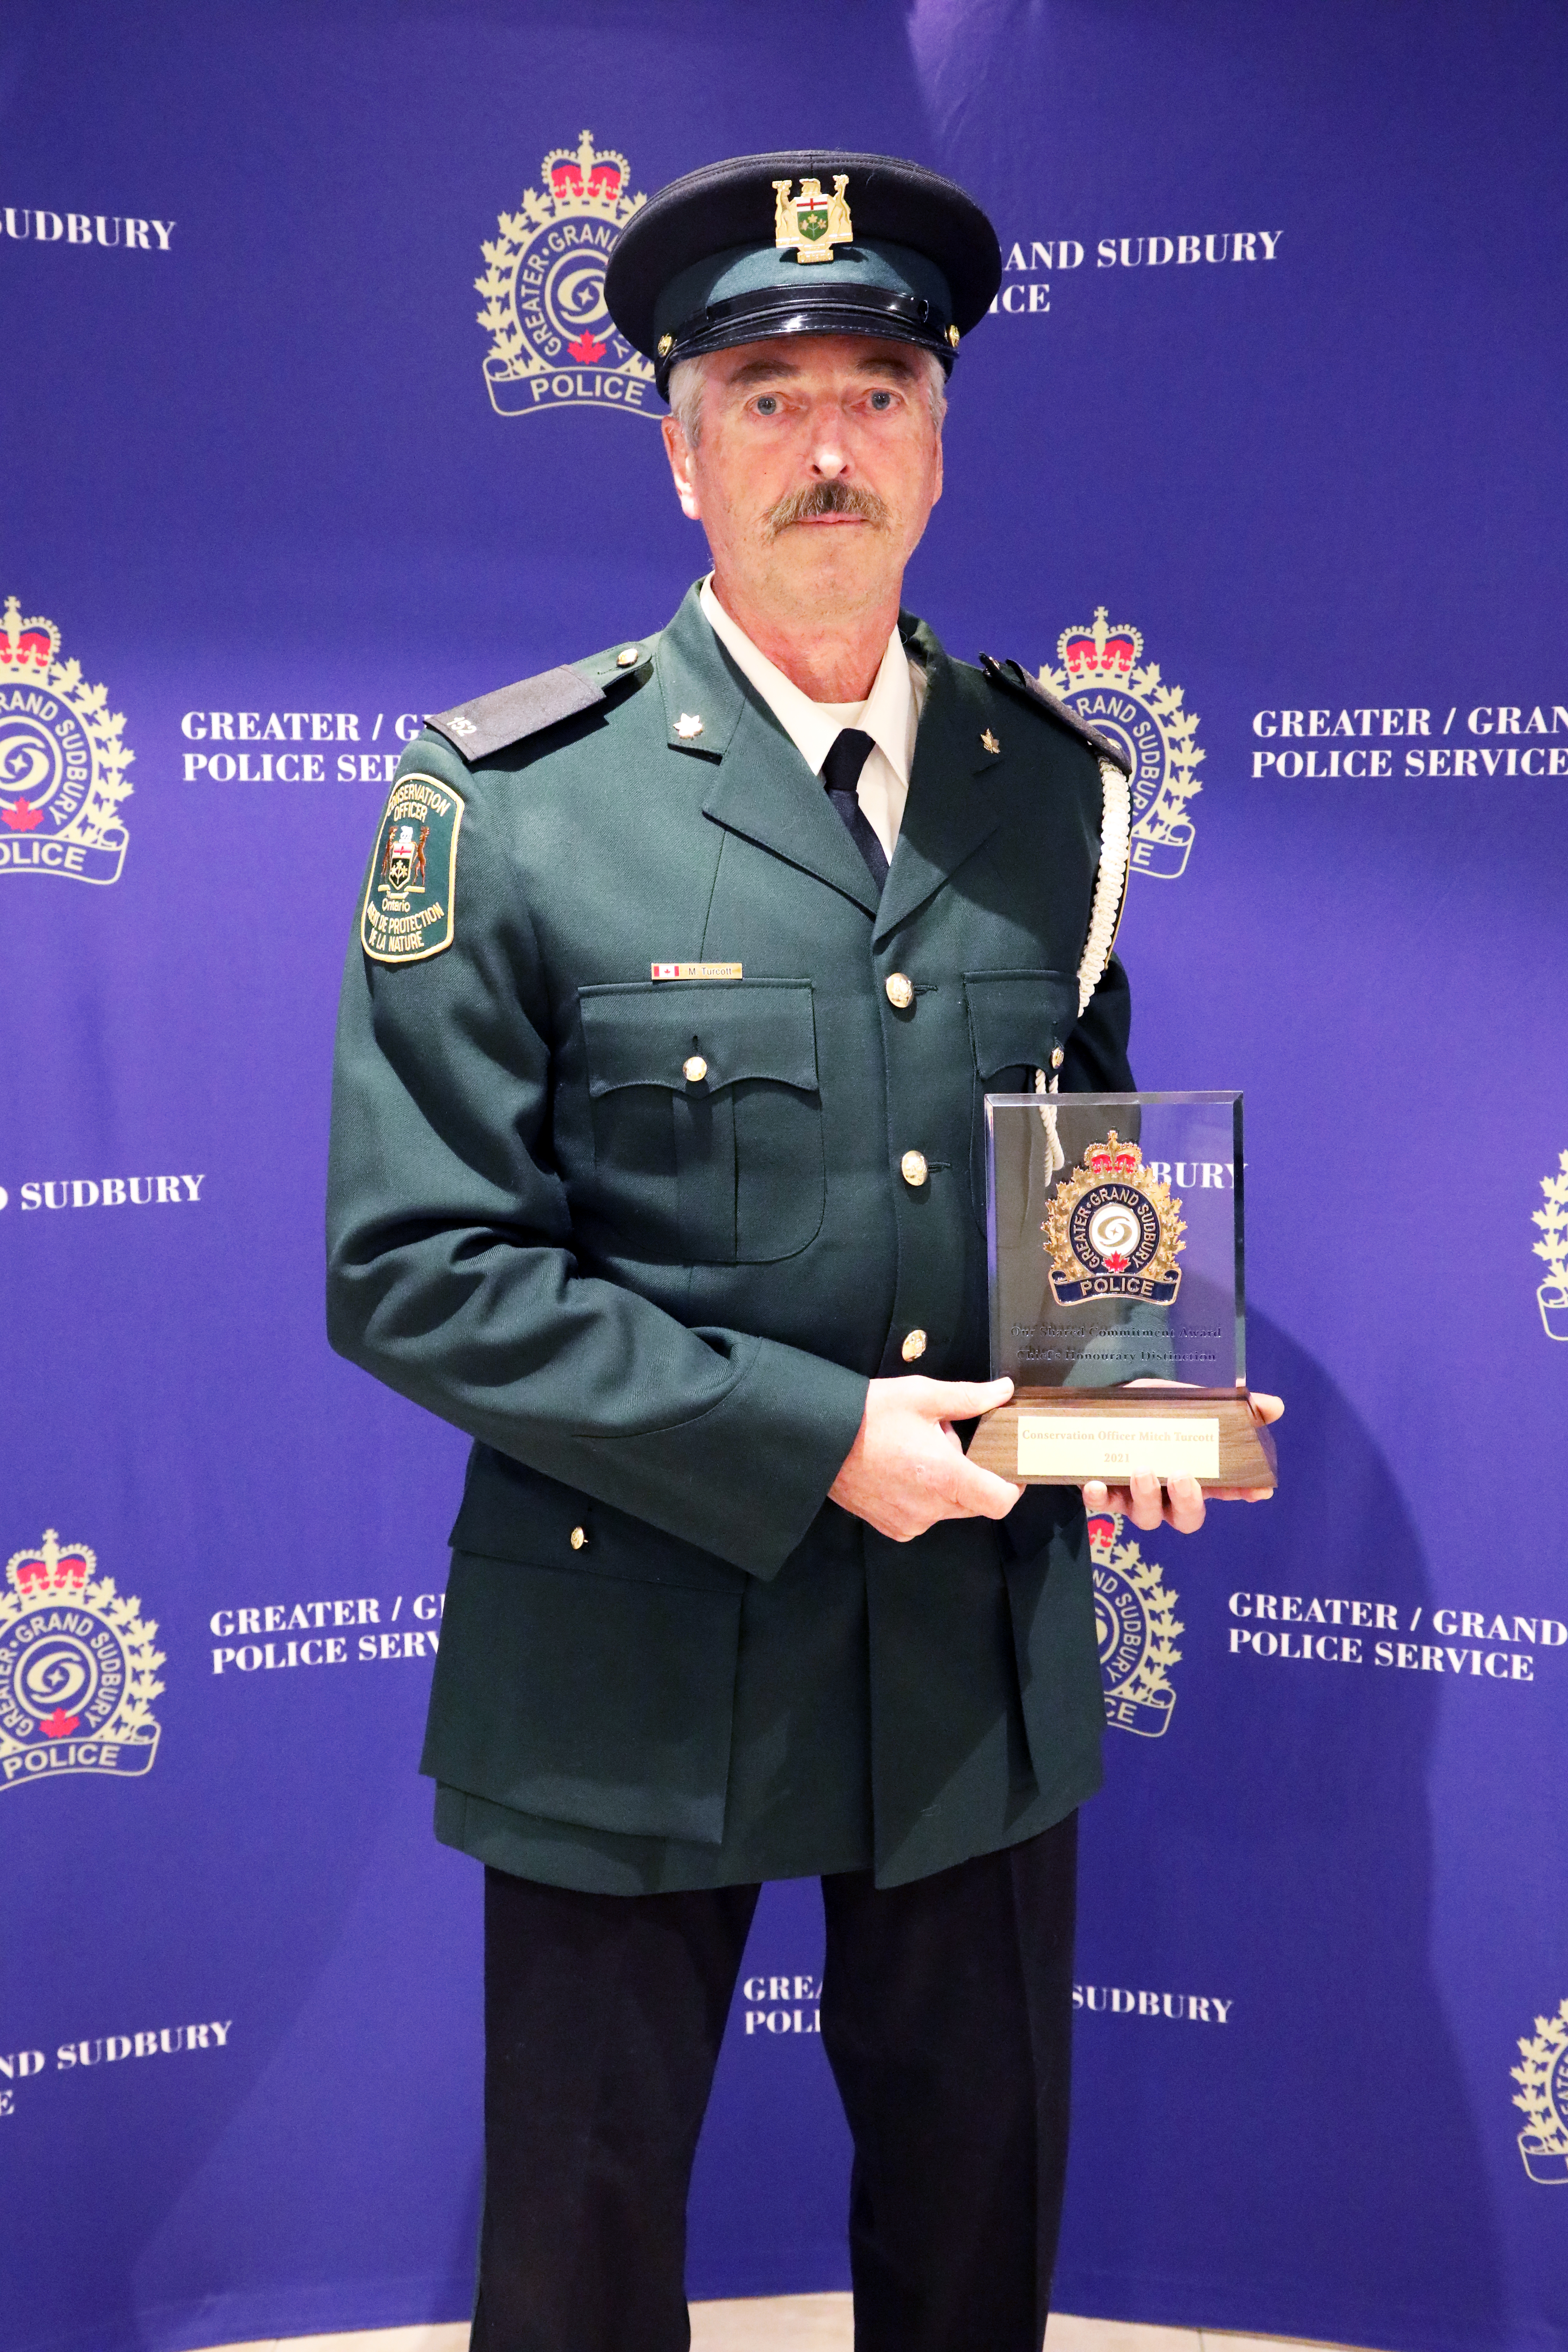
[472,1813,1078,2352]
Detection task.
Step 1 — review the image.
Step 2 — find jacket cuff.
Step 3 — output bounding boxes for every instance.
[580,1337,869,1579]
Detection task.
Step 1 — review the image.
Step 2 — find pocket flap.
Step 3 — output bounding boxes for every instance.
[450,1446,746,1595]
[580,978,819,1096]
[965,969,1080,1075]
[426,1553,741,1846]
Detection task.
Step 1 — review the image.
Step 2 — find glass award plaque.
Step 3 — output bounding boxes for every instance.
[968,1091,1278,1489]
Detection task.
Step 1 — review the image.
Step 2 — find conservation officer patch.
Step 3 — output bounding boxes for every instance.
[1,1530,164,1789]
[362,774,464,964]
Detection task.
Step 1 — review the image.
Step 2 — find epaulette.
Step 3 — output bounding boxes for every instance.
[977,653,1132,777]
[427,635,658,764]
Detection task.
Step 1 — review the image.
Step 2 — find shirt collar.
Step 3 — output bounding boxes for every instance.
[699,574,915,786]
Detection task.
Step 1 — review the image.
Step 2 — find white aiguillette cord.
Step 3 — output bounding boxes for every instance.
[1036,758,1133,1177]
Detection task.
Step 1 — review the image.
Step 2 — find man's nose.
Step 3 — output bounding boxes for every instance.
[807,416,852,476]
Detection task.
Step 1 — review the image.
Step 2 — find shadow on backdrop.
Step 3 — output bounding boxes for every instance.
[1058,1312,1505,2351]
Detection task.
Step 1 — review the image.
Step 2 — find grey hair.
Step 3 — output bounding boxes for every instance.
[666,356,707,449]
[665,346,948,449]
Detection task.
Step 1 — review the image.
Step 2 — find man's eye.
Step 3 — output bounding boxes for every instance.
[754,395,779,416]
[868,390,895,411]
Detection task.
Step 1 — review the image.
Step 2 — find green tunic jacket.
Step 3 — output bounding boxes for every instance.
[326,586,1134,1892]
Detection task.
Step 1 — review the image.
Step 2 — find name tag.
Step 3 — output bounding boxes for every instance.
[651,962,742,980]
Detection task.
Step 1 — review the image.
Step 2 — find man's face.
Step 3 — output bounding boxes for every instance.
[661,334,944,628]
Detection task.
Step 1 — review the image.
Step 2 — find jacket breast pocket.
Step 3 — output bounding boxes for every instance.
[579,979,825,1265]
[964,969,1082,1226]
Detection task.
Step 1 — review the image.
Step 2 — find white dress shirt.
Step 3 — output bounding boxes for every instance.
[699,574,926,864]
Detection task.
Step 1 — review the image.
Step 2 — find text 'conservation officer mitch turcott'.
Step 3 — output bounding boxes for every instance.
[327,149,1272,2352]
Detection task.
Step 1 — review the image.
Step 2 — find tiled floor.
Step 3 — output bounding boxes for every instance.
[196,2306,1370,2352]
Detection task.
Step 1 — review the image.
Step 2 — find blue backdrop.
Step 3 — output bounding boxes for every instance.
[4,6,1567,2350]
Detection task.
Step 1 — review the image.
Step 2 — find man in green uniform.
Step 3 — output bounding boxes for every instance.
[328,149,1271,2352]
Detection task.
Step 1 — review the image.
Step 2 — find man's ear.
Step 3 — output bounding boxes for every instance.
[662,414,701,521]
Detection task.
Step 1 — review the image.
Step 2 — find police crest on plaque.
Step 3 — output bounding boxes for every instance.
[1042,1132,1186,1307]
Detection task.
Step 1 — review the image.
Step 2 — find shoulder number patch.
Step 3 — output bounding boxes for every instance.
[361,774,465,965]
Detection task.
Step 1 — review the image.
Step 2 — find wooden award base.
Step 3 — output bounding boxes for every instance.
[968,1388,1278,1491]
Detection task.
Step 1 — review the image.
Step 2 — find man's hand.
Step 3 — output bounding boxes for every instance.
[831,1375,1025,1541]
[1083,1392,1285,1535]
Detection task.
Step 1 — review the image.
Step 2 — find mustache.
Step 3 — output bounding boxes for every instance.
[764,477,891,536]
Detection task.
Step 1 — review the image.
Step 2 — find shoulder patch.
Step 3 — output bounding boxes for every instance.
[978,653,1133,777]
[362,772,465,965]
[426,636,657,764]
[428,666,604,763]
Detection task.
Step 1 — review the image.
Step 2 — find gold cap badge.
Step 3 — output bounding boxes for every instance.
[773,174,853,264]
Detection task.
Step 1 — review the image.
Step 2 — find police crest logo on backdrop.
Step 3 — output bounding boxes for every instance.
[1038,609,1202,879]
[0,596,134,885]
[1534,1150,1568,1340]
[476,130,656,418]
[1088,1512,1182,1737]
[0,1532,164,1787]
[1513,1996,1568,2184]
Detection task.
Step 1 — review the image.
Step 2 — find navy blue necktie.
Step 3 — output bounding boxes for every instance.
[821,728,888,892]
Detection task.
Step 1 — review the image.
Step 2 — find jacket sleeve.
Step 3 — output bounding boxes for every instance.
[325,744,867,1581]
[1059,950,1134,1093]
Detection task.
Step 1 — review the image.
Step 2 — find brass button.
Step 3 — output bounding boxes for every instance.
[885,972,914,1010]
[901,1328,927,1363]
[682,1055,708,1083]
[616,645,640,668]
[569,1526,588,1551]
[1051,1046,1065,1070]
[900,1150,929,1188]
